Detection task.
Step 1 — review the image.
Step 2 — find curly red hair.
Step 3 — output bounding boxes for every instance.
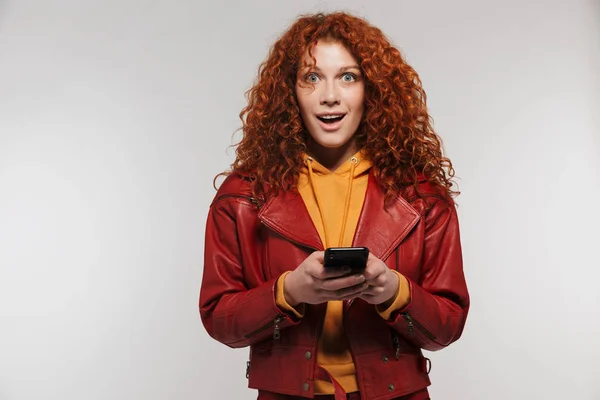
[218,11,458,204]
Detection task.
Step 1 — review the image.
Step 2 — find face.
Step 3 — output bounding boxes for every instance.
[295,41,365,165]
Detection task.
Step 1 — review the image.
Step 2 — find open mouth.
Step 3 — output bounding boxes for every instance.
[317,114,345,124]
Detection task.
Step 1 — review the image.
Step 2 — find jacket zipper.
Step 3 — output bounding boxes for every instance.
[402,312,437,341]
[214,194,262,209]
[391,329,433,374]
[391,331,401,359]
[243,313,286,340]
[273,314,285,340]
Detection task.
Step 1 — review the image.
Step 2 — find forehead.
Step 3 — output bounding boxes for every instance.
[300,40,359,69]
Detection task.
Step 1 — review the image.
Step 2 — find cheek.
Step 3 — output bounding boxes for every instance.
[296,95,313,120]
[355,90,365,111]
[295,85,316,115]
[346,88,365,112]
[350,100,365,121]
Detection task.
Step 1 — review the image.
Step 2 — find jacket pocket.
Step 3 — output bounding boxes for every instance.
[356,350,431,399]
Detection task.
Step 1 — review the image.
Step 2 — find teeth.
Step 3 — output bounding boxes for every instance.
[320,115,343,119]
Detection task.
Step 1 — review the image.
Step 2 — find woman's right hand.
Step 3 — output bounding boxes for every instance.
[283,251,369,306]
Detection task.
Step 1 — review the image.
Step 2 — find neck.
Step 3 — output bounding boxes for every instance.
[306,140,358,172]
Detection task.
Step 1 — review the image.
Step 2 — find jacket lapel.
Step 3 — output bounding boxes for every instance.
[352,173,421,261]
[257,173,421,259]
[258,189,324,251]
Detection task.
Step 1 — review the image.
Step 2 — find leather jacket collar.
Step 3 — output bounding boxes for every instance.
[258,172,421,261]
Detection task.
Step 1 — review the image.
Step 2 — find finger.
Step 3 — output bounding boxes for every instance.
[322,281,369,300]
[307,251,349,279]
[360,285,385,296]
[306,252,350,279]
[357,293,379,304]
[364,273,386,287]
[320,274,365,291]
[336,291,365,301]
[336,281,369,299]
[363,260,385,280]
[312,266,353,280]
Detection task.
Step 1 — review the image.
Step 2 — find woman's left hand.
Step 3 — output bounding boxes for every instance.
[358,253,399,307]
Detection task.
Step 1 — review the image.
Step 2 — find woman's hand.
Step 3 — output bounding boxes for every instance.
[284,251,369,306]
[358,253,399,307]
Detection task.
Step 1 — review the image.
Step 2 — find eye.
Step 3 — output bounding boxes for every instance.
[341,73,357,82]
[305,73,319,83]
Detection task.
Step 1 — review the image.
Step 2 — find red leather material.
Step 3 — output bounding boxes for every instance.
[199,172,469,399]
[257,388,430,400]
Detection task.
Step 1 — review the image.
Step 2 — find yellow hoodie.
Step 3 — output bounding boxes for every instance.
[276,151,410,394]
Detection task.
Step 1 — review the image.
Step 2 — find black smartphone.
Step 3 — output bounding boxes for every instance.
[323,247,369,274]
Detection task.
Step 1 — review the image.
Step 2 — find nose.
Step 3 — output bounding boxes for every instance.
[319,81,340,106]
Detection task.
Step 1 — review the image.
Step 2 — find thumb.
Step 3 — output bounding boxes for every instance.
[312,251,325,264]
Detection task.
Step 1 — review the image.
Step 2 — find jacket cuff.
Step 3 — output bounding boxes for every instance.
[376,270,411,321]
[275,271,305,319]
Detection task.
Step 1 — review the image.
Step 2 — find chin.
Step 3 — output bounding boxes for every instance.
[321,140,347,148]
[314,135,354,149]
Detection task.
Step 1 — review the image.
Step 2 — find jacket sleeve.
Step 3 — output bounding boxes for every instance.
[387,197,470,351]
[199,199,300,348]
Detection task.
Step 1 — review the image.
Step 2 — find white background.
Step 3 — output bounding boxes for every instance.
[1,1,599,399]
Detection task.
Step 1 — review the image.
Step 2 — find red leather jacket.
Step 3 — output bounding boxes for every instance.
[199,171,470,400]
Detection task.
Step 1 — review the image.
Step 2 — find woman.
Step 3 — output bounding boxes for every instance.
[199,11,469,400]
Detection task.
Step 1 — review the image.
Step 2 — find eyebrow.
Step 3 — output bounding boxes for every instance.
[305,65,361,73]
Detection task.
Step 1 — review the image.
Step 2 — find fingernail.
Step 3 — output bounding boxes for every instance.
[356,275,365,282]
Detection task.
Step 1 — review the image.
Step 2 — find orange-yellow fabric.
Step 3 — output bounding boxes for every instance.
[275,151,410,394]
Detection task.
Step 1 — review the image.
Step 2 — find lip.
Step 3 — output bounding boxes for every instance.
[316,113,346,132]
[316,112,346,117]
